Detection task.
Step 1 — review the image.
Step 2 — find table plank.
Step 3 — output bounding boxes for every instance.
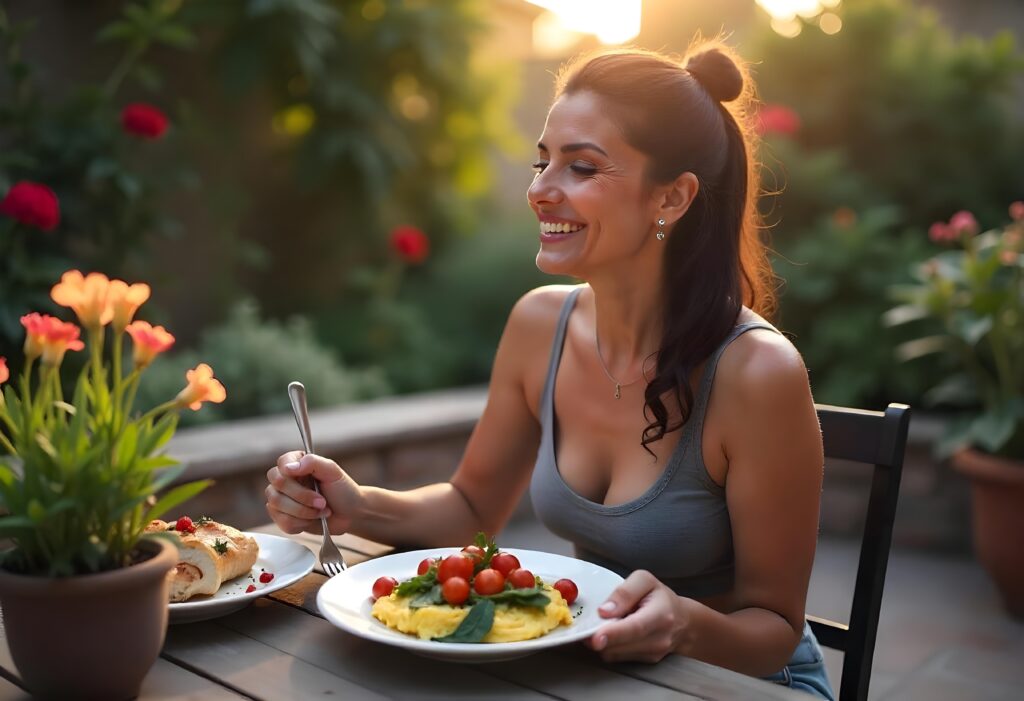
[614,655,810,700]
[164,619,389,701]
[215,598,556,700]
[268,572,328,613]
[480,648,701,701]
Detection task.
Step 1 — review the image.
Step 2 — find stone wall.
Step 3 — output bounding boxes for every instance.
[166,388,971,552]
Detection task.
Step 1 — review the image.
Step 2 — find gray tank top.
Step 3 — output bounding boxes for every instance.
[529,287,781,598]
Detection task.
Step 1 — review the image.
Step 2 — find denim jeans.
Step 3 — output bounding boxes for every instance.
[761,622,835,700]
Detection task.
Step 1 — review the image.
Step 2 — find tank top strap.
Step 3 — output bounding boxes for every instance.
[686,321,781,437]
[540,287,584,424]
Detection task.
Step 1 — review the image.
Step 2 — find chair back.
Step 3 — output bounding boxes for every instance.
[809,402,911,701]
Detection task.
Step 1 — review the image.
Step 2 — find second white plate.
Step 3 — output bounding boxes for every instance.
[169,532,316,624]
[317,547,624,662]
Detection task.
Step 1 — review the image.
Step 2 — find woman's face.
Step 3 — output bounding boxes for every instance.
[528,91,661,278]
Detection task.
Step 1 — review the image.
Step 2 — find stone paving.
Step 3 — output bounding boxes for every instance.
[500,519,1024,701]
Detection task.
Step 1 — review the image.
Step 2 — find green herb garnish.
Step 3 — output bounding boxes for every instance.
[434,599,495,643]
[395,568,437,597]
[196,515,213,526]
[472,532,499,573]
[408,584,444,609]
[212,539,229,554]
[474,586,550,609]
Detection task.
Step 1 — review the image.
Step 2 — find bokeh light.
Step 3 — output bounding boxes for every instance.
[756,0,843,34]
[527,0,641,55]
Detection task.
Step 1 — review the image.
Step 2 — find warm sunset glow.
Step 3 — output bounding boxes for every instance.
[527,0,641,52]
[756,0,842,35]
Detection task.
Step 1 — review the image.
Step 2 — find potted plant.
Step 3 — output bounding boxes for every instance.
[886,204,1024,618]
[0,270,226,699]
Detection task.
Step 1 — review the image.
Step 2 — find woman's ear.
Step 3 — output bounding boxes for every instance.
[656,172,699,227]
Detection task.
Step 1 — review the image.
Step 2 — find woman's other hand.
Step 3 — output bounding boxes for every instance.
[586,570,692,663]
[265,451,364,535]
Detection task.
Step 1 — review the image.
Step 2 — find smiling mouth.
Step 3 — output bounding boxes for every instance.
[539,221,585,235]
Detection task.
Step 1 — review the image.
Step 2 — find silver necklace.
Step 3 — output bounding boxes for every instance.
[594,331,646,399]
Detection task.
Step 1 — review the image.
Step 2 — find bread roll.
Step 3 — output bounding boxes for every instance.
[146,519,259,602]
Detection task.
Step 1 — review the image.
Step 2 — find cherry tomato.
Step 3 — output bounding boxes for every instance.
[461,545,485,563]
[438,553,474,583]
[417,557,437,576]
[507,568,535,589]
[371,576,398,601]
[442,576,470,605]
[553,578,578,605]
[473,568,506,596]
[491,552,520,576]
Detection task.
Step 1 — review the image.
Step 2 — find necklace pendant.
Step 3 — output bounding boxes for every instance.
[614,383,621,399]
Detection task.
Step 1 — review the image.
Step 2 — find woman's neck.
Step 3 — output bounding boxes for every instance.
[585,270,664,378]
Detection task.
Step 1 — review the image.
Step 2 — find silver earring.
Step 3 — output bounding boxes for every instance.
[656,218,666,240]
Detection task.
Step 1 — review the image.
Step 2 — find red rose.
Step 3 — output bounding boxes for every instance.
[389,225,430,264]
[0,181,60,231]
[121,103,169,140]
[756,104,801,137]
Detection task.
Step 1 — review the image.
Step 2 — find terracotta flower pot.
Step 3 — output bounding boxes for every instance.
[952,447,1024,619]
[0,537,176,700]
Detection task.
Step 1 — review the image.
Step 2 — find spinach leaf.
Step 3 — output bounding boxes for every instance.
[475,586,550,609]
[395,569,437,597]
[408,584,444,609]
[434,599,495,643]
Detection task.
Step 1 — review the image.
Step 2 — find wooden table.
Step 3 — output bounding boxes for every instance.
[0,528,808,700]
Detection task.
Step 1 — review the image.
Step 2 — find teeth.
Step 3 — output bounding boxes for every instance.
[540,221,583,234]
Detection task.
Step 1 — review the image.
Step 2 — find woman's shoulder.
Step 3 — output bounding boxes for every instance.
[716,309,809,401]
[506,283,584,332]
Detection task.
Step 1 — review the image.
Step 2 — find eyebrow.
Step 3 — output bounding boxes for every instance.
[537,141,609,157]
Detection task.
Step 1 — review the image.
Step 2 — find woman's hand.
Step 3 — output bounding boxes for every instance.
[586,570,692,663]
[265,451,364,535]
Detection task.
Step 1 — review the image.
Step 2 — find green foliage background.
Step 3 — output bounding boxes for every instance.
[750,0,1024,407]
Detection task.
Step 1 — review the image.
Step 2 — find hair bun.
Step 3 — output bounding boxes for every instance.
[685,48,743,103]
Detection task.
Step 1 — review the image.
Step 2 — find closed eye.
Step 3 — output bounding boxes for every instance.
[531,161,548,173]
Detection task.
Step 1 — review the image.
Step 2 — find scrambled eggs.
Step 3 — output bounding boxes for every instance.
[372,585,573,642]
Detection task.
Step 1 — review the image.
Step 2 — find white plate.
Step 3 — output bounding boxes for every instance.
[169,532,315,624]
[317,547,624,662]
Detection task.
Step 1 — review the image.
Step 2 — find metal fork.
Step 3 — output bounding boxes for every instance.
[287,381,347,576]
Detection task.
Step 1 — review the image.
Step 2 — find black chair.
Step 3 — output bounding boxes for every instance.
[809,402,911,701]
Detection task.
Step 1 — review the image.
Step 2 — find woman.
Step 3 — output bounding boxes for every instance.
[265,41,833,699]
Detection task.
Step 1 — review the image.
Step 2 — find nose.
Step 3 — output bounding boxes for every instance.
[527,170,563,209]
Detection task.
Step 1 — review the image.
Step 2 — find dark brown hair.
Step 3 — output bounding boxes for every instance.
[554,41,777,449]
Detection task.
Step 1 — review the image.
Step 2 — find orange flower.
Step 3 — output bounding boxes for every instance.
[20,313,49,359]
[20,313,84,364]
[39,318,85,366]
[108,279,151,332]
[51,270,113,329]
[125,321,175,369]
[0,357,8,385]
[175,363,226,410]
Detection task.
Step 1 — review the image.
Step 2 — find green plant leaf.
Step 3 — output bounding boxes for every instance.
[882,303,930,327]
[0,515,37,535]
[476,586,551,609]
[433,599,495,643]
[95,21,136,43]
[895,335,948,362]
[969,407,1018,453]
[923,374,979,407]
[148,463,186,492]
[144,479,212,522]
[408,584,444,609]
